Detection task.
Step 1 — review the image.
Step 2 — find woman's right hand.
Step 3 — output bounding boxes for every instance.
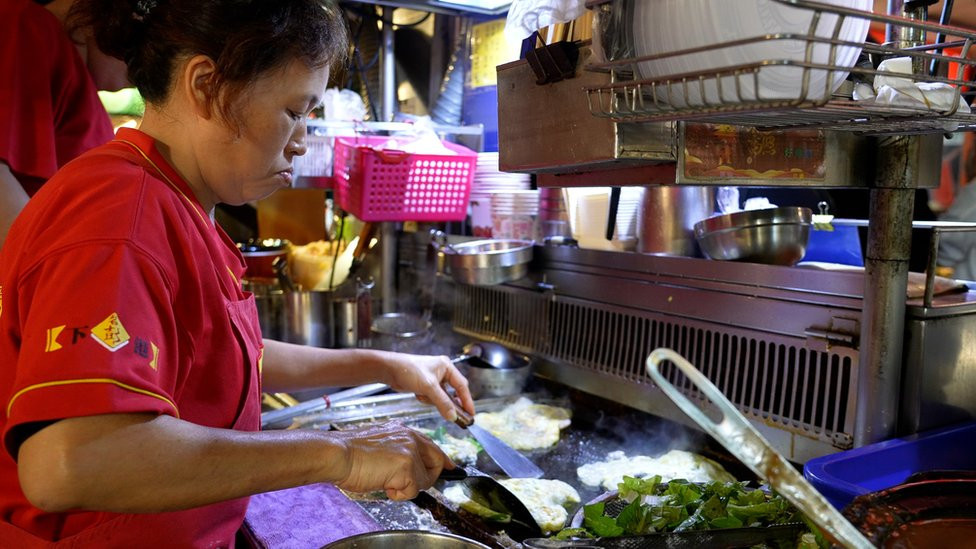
[330,422,454,500]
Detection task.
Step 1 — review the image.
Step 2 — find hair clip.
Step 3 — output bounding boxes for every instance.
[134,0,157,21]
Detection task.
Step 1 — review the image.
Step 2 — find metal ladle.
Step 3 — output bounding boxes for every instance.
[645,348,873,549]
[463,341,522,369]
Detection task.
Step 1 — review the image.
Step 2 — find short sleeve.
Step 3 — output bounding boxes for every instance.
[0,2,113,189]
[4,242,181,455]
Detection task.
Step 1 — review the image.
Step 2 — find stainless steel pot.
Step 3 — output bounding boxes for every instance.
[322,530,490,549]
[280,280,371,348]
[244,279,284,340]
[431,230,533,286]
[637,186,715,257]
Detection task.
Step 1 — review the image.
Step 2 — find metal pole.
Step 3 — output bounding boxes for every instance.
[856,154,914,446]
[381,6,397,313]
[886,0,905,43]
[854,1,935,446]
[381,7,396,122]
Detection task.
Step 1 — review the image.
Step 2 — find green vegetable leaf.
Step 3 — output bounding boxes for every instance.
[698,494,727,521]
[583,502,624,538]
[709,515,744,529]
[552,479,817,543]
[654,505,689,530]
[726,501,786,525]
[615,497,660,535]
[553,528,593,540]
[664,481,702,507]
[731,487,767,506]
[617,475,663,502]
[674,512,707,532]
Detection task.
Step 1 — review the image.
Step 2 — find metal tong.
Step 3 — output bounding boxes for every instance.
[645,348,873,549]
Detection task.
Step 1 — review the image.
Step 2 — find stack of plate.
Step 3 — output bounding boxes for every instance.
[632,0,872,106]
[470,152,531,237]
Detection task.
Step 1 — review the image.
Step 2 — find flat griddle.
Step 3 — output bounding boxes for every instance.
[326,379,756,548]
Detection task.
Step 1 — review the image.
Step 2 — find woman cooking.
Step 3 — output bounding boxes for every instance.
[0,0,474,546]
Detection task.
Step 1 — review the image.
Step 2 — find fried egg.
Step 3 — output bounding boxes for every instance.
[499,478,580,534]
[577,449,736,490]
[474,397,571,450]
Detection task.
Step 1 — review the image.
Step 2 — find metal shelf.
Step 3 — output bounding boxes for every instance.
[585,0,976,134]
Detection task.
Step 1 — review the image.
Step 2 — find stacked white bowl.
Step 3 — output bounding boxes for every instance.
[470,152,531,238]
[632,0,872,106]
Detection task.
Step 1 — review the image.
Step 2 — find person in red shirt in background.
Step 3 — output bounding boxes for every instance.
[0,0,121,247]
[0,0,473,546]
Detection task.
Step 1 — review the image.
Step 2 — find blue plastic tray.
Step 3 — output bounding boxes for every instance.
[803,421,976,510]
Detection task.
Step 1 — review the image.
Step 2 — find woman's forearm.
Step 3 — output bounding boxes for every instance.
[260,338,405,393]
[17,413,348,513]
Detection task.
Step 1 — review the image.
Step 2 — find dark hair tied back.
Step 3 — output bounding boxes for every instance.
[67,0,349,123]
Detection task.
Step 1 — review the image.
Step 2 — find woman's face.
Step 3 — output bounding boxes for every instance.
[195,59,330,210]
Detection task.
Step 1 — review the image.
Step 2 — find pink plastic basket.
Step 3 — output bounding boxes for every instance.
[332,135,476,222]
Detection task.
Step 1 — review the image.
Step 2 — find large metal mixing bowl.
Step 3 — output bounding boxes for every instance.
[322,530,491,549]
[694,207,812,266]
[431,231,533,286]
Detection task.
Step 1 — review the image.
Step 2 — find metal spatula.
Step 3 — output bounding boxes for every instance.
[645,348,873,549]
[438,466,543,540]
[452,400,545,479]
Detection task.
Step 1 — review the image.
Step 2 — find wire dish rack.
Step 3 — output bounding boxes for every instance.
[585,0,976,134]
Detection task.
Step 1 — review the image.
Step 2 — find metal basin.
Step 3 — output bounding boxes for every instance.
[322,530,491,549]
[694,207,812,266]
[433,234,534,286]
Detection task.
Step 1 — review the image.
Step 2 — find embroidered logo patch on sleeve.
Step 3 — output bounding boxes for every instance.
[91,312,131,352]
[45,325,66,352]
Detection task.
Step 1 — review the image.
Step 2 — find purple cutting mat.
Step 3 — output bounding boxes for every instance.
[243,483,381,548]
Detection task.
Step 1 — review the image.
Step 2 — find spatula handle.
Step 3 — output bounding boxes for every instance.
[438,466,468,481]
[452,398,474,428]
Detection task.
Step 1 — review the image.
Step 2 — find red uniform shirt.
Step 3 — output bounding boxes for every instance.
[0,128,263,547]
[0,0,114,195]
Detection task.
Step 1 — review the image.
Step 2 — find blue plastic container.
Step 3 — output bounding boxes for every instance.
[803,421,976,510]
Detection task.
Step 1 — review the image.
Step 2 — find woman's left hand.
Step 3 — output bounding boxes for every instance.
[384,354,475,422]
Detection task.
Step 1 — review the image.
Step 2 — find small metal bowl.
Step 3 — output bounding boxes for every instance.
[694,207,812,266]
[461,352,533,399]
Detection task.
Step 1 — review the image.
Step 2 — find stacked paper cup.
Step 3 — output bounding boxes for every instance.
[539,187,570,238]
[490,189,540,242]
[470,152,531,237]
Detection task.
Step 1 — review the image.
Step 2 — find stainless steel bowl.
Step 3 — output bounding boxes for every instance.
[461,352,533,399]
[432,232,534,286]
[694,207,812,266]
[322,530,491,549]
